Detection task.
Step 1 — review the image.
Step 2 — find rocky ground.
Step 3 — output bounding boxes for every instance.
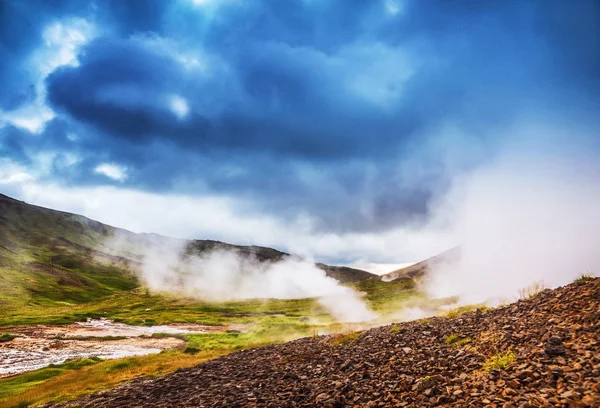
[53,279,599,407]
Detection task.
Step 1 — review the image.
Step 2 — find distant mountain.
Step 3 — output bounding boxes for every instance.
[380,247,460,282]
[0,193,375,309]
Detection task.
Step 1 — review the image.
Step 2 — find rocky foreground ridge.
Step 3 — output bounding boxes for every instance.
[55,278,599,407]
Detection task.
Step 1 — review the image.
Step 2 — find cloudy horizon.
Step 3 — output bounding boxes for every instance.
[1,0,599,267]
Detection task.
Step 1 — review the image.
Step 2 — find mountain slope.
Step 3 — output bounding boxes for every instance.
[381,247,460,282]
[56,278,600,407]
[0,193,375,310]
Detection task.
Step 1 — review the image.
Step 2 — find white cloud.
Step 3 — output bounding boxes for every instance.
[0,160,36,185]
[0,172,35,185]
[40,19,94,73]
[384,0,404,16]
[3,179,450,265]
[0,18,95,134]
[350,262,415,276]
[190,0,237,8]
[0,110,55,134]
[169,95,190,119]
[94,163,128,182]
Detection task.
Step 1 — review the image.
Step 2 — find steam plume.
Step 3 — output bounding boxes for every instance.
[114,236,377,323]
[425,126,600,303]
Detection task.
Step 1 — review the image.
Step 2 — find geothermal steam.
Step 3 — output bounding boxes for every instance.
[138,241,376,323]
[425,134,600,304]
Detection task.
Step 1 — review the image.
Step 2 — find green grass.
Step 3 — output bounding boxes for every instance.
[483,350,516,371]
[53,335,128,341]
[0,357,102,401]
[352,278,420,313]
[445,334,472,347]
[445,304,490,319]
[0,333,17,343]
[0,288,327,327]
[574,273,594,283]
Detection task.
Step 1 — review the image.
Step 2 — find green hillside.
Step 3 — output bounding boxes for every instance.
[0,193,382,324]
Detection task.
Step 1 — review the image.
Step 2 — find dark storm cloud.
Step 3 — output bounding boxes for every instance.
[2,0,599,232]
[46,35,412,160]
[0,126,31,164]
[0,0,75,109]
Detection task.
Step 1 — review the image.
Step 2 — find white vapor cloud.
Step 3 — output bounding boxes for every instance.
[94,163,128,181]
[425,124,600,303]
[104,233,377,322]
[169,95,189,119]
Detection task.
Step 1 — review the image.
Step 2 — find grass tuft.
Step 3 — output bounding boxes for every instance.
[574,273,594,283]
[445,334,472,347]
[445,304,490,319]
[0,333,17,342]
[329,330,361,346]
[518,281,547,300]
[483,350,516,371]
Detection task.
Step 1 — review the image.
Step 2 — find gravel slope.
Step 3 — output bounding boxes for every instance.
[54,279,599,407]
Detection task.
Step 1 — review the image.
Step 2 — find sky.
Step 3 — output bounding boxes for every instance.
[0,0,599,267]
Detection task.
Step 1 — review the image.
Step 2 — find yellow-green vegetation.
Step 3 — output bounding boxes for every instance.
[0,357,102,401]
[574,273,594,283]
[482,350,516,371]
[329,330,361,346]
[518,281,547,300]
[445,334,472,347]
[445,304,490,319]
[0,288,328,327]
[389,326,401,333]
[0,352,217,408]
[352,278,420,313]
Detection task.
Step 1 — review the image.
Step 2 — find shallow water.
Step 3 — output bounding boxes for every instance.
[0,319,228,377]
[0,337,172,377]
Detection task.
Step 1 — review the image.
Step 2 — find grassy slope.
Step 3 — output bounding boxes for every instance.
[0,194,140,312]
